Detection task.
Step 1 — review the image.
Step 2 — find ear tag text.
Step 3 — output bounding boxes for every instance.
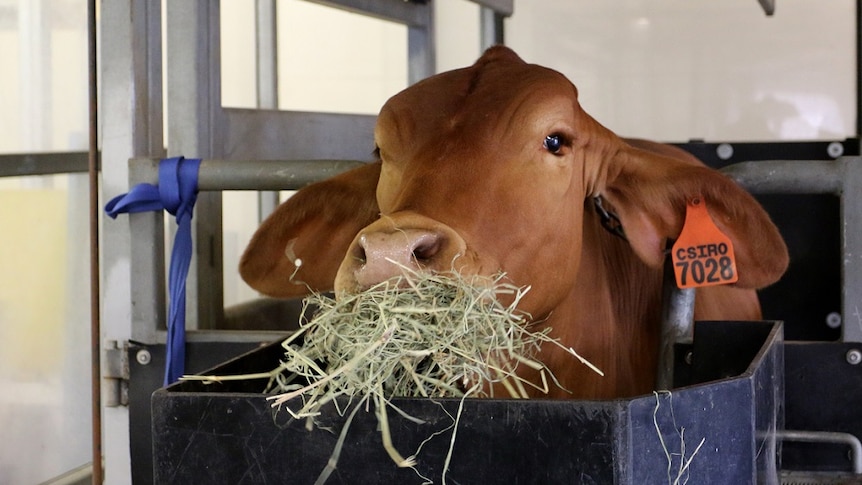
[671,197,738,289]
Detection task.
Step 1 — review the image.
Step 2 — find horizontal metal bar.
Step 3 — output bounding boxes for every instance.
[0,151,90,177]
[129,158,366,191]
[303,0,430,26]
[138,329,290,345]
[222,108,377,162]
[470,0,513,16]
[198,159,366,190]
[181,329,290,344]
[720,159,845,194]
[775,430,862,474]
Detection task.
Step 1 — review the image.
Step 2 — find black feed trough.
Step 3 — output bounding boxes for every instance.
[152,320,783,484]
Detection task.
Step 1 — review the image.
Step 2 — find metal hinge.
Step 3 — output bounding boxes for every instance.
[104,340,130,407]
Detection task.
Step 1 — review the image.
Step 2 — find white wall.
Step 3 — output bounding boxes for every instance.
[505,0,855,142]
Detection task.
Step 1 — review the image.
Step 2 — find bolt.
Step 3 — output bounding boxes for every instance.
[847,349,862,366]
[716,143,734,161]
[827,141,844,159]
[826,312,842,329]
[136,349,152,366]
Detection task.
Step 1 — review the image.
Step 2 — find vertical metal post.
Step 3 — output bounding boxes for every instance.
[255,0,280,221]
[86,2,101,483]
[255,0,278,110]
[656,259,696,389]
[166,1,225,330]
[841,158,862,343]
[129,161,166,345]
[408,5,435,83]
[479,6,504,50]
[100,0,164,482]
[857,0,861,137]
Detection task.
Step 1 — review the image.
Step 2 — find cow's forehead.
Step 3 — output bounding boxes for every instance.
[377,50,579,141]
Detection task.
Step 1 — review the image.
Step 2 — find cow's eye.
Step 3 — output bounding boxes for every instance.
[543,134,564,154]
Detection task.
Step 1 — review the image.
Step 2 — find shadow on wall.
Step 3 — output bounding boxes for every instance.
[725,92,847,141]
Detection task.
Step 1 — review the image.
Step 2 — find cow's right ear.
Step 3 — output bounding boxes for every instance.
[239,162,381,298]
[597,147,788,290]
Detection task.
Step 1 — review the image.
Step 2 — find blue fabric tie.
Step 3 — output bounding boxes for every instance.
[105,156,202,385]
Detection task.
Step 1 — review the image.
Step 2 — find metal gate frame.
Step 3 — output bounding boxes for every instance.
[100,1,512,483]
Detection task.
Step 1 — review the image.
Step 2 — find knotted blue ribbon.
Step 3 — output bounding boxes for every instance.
[105,157,202,385]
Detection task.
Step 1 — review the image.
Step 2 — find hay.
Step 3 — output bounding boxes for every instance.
[187,266,602,482]
[274,272,563,401]
[264,267,601,480]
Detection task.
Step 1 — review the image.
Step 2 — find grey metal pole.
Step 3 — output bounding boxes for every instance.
[255,0,280,222]
[87,0,102,482]
[656,260,696,390]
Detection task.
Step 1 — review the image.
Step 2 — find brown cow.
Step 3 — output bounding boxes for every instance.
[240,46,788,399]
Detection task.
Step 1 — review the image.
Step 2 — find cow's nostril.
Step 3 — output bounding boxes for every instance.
[412,235,441,263]
[354,235,368,264]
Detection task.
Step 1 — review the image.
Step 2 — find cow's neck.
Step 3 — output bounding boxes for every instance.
[537,205,663,399]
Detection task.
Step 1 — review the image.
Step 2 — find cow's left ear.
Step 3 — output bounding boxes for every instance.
[239,162,381,297]
[598,147,788,289]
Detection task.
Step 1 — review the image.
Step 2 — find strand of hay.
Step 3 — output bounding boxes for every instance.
[652,391,706,485]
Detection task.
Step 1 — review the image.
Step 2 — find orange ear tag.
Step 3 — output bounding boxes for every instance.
[671,197,739,289]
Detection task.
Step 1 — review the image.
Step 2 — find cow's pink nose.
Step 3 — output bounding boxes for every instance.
[335,216,469,295]
[355,230,441,285]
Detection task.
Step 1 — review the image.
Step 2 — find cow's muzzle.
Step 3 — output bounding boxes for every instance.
[334,213,470,297]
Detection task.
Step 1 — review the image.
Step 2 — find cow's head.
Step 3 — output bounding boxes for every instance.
[240,47,787,388]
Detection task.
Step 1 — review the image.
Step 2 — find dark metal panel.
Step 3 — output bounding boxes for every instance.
[783,342,862,473]
[674,139,858,166]
[717,157,862,344]
[129,341,268,485]
[152,321,782,484]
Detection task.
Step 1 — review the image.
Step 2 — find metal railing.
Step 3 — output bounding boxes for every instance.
[127,157,364,344]
[0,151,89,177]
[656,157,862,389]
[131,156,862,351]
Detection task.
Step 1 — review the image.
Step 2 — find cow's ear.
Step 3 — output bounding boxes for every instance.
[239,162,381,297]
[599,148,788,289]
